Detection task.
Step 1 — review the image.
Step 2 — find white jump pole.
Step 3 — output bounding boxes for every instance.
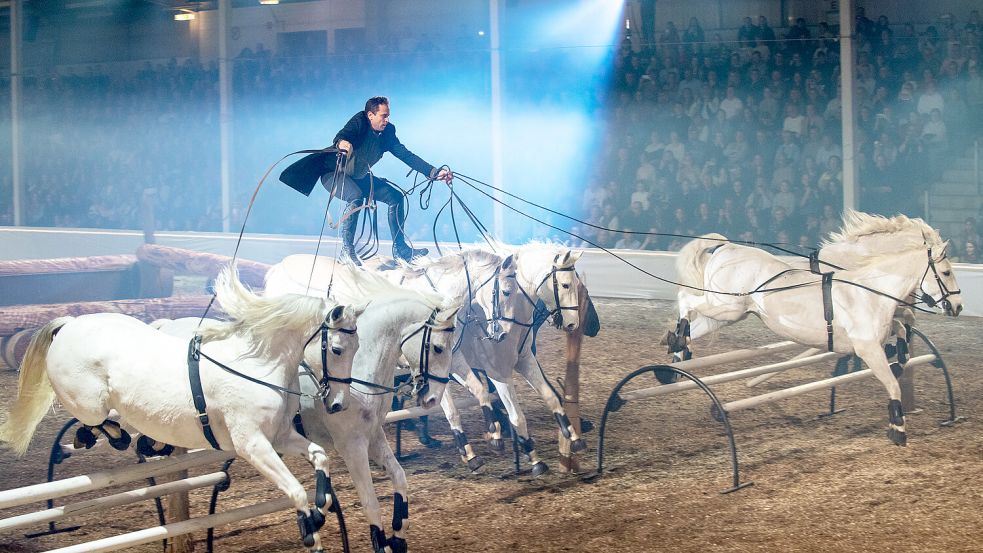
[385,396,480,424]
[0,449,232,510]
[669,341,802,371]
[745,347,822,387]
[621,351,843,402]
[44,491,315,553]
[721,354,936,413]
[0,471,227,533]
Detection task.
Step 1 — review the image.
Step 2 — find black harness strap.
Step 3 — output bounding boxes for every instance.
[188,335,223,450]
[822,272,835,352]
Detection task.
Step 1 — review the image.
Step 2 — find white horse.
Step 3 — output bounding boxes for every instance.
[667,212,933,360]
[0,268,360,552]
[674,221,962,445]
[370,245,588,475]
[265,258,461,553]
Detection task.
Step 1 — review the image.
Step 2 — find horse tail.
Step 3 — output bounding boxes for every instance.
[676,233,728,295]
[0,317,72,455]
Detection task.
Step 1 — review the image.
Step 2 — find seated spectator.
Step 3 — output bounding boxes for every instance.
[629,181,651,211]
[782,103,807,137]
[772,180,797,217]
[775,131,801,166]
[719,86,745,119]
[921,108,947,145]
[916,79,945,115]
[614,228,642,250]
[640,226,665,251]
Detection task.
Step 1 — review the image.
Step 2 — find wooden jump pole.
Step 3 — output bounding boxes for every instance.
[0,472,227,533]
[0,450,233,510]
[720,354,937,413]
[620,351,842,402]
[44,491,315,553]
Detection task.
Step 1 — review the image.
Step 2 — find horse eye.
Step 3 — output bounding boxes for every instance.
[562,283,571,289]
[503,291,511,297]
[433,345,445,355]
[331,347,343,356]
[942,270,951,277]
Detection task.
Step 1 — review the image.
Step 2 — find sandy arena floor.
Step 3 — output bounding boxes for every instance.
[1,298,980,552]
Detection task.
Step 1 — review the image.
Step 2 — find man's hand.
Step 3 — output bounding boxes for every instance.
[436,167,454,184]
[336,139,353,155]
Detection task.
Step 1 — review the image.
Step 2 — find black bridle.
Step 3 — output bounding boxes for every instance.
[398,309,455,396]
[301,319,358,400]
[919,246,961,313]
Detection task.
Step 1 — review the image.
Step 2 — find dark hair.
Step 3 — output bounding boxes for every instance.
[365,96,389,114]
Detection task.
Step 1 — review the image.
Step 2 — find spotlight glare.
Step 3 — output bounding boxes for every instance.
[174,12,195,21]
[259,0,279,4]
[478,30,485,36]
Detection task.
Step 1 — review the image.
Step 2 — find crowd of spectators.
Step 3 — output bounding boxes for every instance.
[577,8,983,258]
[0,8,982,260]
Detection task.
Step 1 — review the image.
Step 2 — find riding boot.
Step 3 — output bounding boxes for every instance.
[389,202,428,262]
[339,200,362,266]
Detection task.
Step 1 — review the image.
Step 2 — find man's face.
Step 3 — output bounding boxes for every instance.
[367,103,391,132]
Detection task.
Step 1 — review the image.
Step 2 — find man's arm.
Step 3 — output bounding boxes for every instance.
[387,129,453,182]
[334,112,364,153]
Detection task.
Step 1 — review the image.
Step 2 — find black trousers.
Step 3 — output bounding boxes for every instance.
[320,172,404,207]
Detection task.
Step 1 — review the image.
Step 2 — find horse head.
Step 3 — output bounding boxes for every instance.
[399,302,461,409]
[546,249,584,331]
[304,303,362,414]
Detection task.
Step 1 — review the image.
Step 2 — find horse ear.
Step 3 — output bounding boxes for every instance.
[350,301,370,318]
[436,305,462,326]
[329,304,346,324]
[557,249,583,268]
[502,254,514,270]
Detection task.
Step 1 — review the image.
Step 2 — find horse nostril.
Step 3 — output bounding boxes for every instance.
[329,403,343,414]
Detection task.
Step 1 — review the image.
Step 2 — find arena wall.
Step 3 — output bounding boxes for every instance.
[2,226,980,317]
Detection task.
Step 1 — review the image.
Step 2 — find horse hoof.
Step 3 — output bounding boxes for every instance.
[654,367,678,385]
[311,509,325,531]
[105,429,131,451]
[488,438,504,452]
[570,439,588,453]
[887,427,907,446]
[466,456,485,473]
[420,436,443,449]
[74,427,97,450]
[531,462,549,477]
[389,536,408,553]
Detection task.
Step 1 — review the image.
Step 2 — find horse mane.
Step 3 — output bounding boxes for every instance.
[411,248,503,275]
[201,266,330,360]
[822,211,944,266]
[333,263,458,312]
[824,210,941,248]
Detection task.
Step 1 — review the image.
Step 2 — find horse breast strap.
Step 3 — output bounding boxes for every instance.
[188,335,223,450]
[821,272,835,352]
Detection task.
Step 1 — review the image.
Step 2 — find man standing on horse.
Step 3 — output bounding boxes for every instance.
[323,96,453,265]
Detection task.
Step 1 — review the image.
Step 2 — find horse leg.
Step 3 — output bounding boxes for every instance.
[514,352,586,453]
[462,368,504,450]
[236,438,325,551]
[368,425,410,553]
[275,430,337,526]
[438,388,483,472]
[488,375,547,476]
[336,438,389,553]
[855,341,907,446]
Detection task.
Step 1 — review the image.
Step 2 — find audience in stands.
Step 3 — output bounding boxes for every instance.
[589,8,982,255]
[0,8,980,261]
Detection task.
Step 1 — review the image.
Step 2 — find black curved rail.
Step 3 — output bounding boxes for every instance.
[593,364,752,494]
[908,327,960,425]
